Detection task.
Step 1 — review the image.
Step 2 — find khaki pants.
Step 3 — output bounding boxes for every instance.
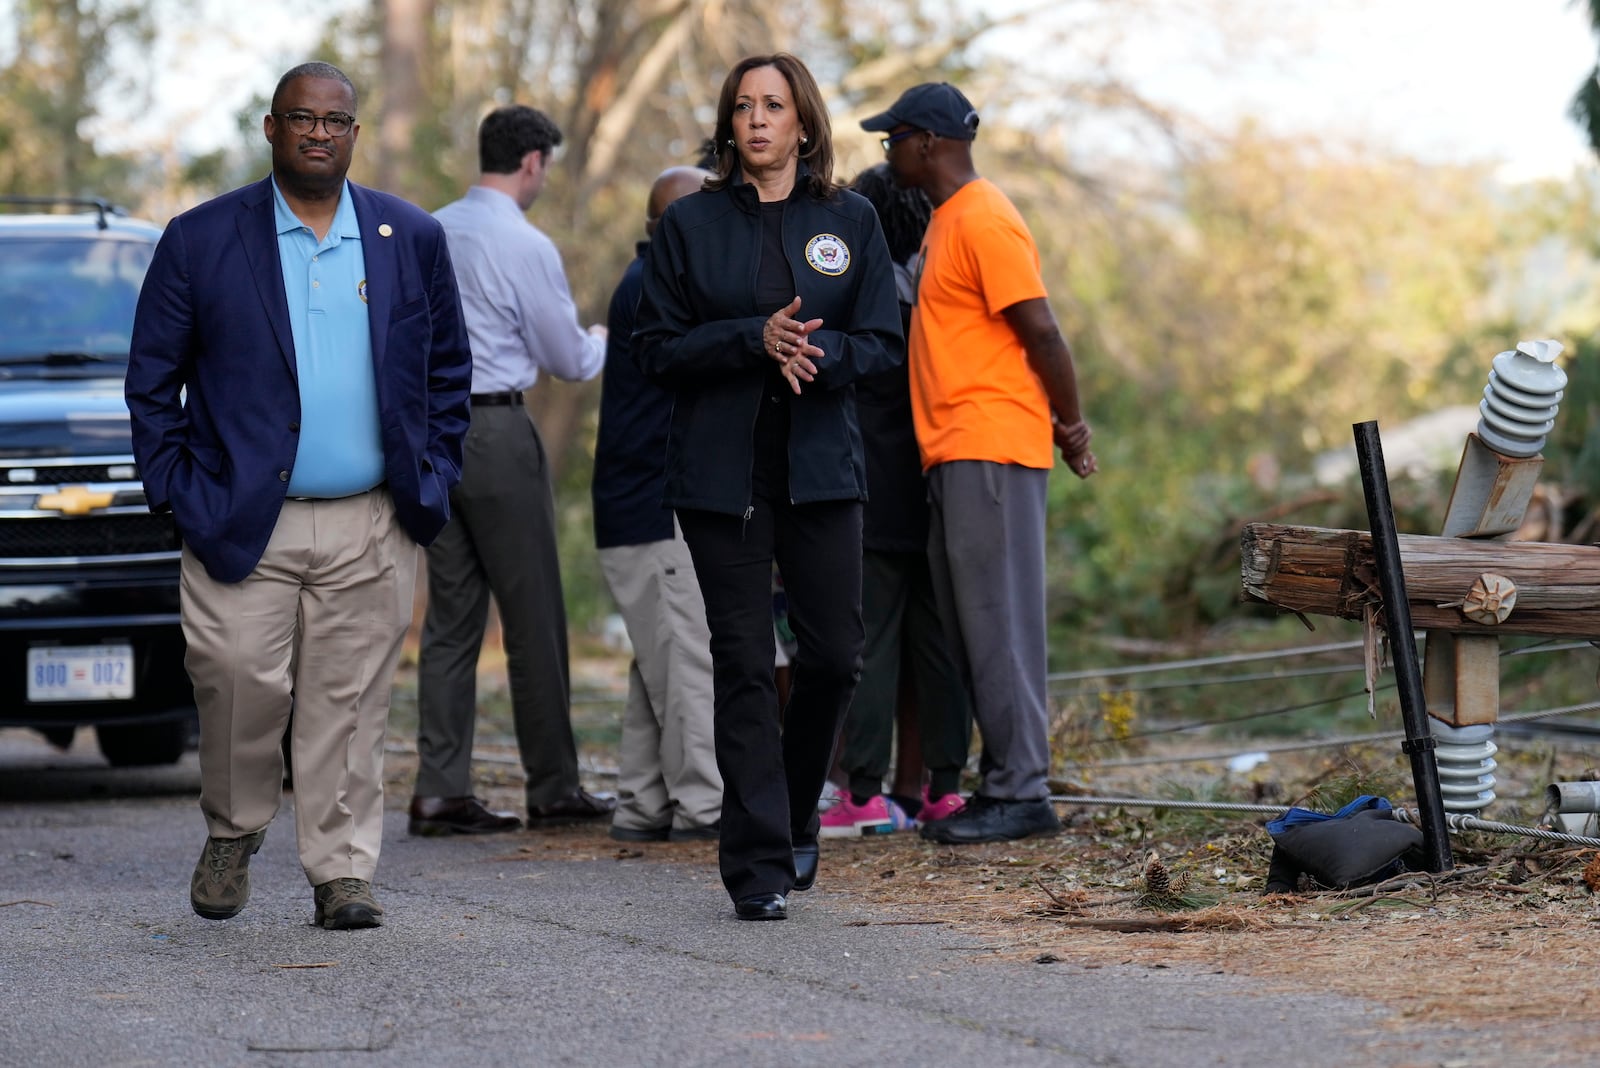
[599,532,721,831]
[181,489,416,885]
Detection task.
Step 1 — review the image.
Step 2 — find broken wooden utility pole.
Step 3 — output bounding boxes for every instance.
[1242,340,1571,821]
[1239,526,1600,636]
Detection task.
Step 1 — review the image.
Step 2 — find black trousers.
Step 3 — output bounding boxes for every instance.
[840,549,973,801]
[678,498,864,902]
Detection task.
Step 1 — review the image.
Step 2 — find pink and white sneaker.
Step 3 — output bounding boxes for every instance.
[818,793,898,837]
[917,787,967,824]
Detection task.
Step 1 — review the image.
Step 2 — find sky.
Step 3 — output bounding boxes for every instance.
[1130,0,1600,181]
[107,0,1599,181]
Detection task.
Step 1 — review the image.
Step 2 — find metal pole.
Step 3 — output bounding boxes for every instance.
[1353,420,1453,871]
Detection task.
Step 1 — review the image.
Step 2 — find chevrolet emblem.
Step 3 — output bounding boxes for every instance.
[37,485,114,516]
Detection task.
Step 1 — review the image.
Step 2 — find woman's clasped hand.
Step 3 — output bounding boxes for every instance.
[763,295,824,393]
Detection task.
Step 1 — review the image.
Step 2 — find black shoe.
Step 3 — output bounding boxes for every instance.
[793,842,819,892]
[527,787,617,824]
[408,796,523,836]
[668,822,720,842]
[888,792,923,820]
[734,892,787,921]
[609,823,670,842]
[918,795,1062,844]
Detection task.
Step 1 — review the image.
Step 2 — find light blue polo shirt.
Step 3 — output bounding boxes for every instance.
[272,178,385,498]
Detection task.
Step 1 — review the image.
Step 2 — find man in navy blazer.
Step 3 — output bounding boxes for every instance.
[125,61,472,931]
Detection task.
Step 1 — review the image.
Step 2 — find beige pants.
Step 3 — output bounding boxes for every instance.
[181,489,416,885]
[598,532,721,831]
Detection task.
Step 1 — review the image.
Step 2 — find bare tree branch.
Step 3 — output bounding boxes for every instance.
[580,1,696,189]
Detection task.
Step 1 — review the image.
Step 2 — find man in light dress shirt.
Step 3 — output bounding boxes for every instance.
[409,105,614,835]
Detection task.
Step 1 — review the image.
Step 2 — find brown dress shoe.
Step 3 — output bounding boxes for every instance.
[408,796,522,836]
[526,787,617,824]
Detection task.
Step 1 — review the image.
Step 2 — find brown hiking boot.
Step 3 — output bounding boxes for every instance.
[190,828,268,920]
[313,877,385,930]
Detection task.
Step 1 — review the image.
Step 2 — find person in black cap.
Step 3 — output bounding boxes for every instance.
[860,82,1097,844]
[821,163,973,839]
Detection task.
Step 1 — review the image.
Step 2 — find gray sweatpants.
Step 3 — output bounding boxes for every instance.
[924,460,1052,801]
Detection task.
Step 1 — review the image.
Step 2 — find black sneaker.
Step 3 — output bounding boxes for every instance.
[609,823,670,842]
[668,822,720,842]
[918,795,1061,844]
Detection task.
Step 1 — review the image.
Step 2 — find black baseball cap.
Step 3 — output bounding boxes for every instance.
[860,82,980,141]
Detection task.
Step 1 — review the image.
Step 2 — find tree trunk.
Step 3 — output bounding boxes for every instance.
[376,0,432,199]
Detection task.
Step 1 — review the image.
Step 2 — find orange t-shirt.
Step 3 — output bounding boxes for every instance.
[908,178,1053,470]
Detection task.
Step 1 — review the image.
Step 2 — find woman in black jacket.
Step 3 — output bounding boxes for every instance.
[633,52,902,920]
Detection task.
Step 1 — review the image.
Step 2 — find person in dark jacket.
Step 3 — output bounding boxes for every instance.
[593,165,722,844]
[632,52,902,921]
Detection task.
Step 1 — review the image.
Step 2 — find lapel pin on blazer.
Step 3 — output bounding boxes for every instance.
[378,223,393,237]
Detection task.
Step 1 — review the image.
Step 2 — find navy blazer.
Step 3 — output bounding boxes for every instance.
[126,177,473,583]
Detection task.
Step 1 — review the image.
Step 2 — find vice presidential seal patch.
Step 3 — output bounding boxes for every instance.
[805,233,850,276]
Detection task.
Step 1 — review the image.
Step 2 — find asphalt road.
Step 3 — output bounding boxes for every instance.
[0,728,1506,1067]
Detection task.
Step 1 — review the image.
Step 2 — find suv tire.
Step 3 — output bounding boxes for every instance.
[96,720,186,767]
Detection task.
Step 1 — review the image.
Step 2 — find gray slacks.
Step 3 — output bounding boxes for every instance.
[924,460,1053,801]
[415,404,579,807]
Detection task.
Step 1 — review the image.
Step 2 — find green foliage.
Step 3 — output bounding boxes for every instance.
[0,0,152,200]
[1293,761,1410,814]
[1542,332,1600,509]
[11,2,1600,707]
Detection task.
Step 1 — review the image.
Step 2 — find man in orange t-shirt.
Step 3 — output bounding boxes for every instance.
[862,83,1096,844]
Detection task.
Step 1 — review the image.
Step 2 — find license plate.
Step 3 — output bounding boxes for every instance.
[27,643,135,701]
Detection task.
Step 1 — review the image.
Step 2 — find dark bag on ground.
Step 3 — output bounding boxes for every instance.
[1263,795,1425,892]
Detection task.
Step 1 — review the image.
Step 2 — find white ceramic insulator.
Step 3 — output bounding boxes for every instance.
[1477,340,1567,457]
[1432,721,1498,813]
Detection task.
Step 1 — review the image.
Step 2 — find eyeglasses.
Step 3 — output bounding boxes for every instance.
[273,111,355,138]
[880,129,923,152]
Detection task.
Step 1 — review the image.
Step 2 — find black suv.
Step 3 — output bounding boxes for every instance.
[0,196,194,765]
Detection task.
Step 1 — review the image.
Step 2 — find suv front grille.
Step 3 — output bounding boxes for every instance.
[0,513,180,557]
[3,462,130,485]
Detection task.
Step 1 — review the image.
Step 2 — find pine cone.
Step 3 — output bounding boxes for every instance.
[1143,852,1170,895]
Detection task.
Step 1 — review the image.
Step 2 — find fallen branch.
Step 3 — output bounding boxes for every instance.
[1044,916,1198,932]
[1327,895,1435,915]
[1045,907,1265,932]
[1329,865,1488,901]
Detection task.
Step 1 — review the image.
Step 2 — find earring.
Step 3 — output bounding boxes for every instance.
[800,136,808,144]
[726,138,735,147]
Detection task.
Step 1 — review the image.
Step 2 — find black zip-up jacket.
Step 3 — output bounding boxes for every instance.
[632,169,903,516]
